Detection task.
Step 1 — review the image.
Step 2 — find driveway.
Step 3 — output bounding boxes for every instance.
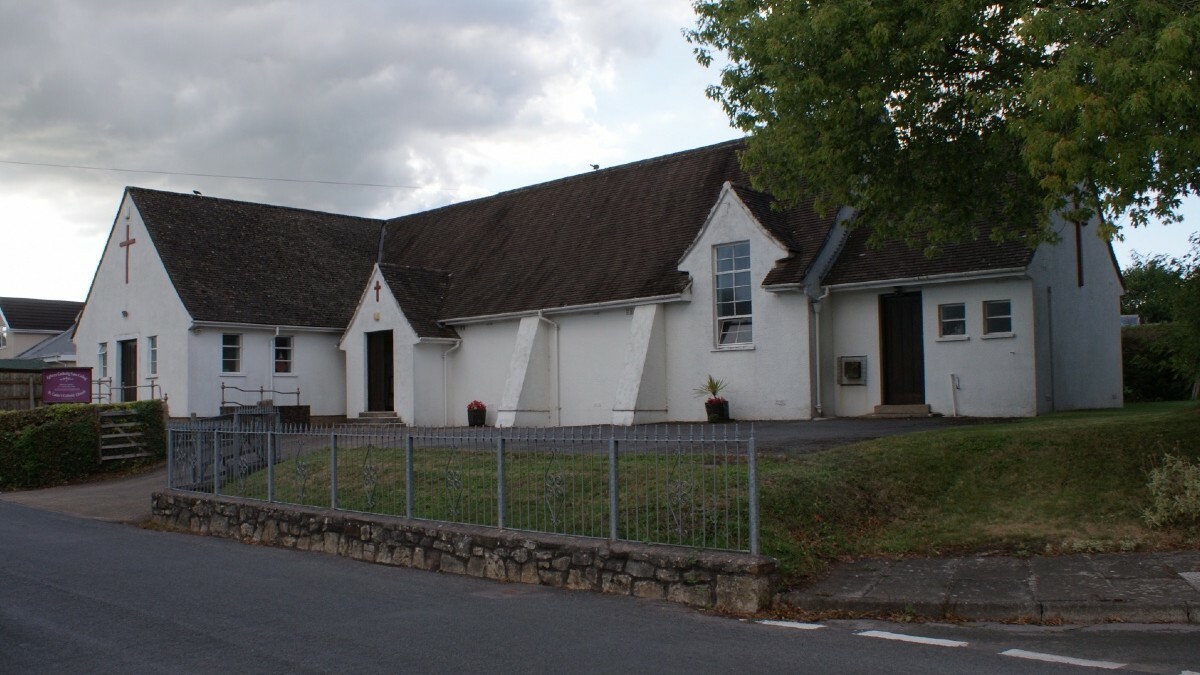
[0,464,166,524]
[747,416,1001,454]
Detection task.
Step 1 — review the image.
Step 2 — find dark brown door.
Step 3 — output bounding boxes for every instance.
[880,292,925,405]
[119,339,138,402]
[366,330,394,412]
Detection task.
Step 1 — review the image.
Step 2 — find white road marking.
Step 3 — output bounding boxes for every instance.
[855,630,967,648]
[756,620,826,630]
[1000,649,1125,669]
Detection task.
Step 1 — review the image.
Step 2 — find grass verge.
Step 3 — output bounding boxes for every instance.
[759,402,1200,586]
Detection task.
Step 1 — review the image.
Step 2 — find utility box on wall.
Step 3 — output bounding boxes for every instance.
[837,356,867,386]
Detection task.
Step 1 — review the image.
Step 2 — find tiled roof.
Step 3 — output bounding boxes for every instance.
[823,223,1036,286]
[377,264,458,339]
[377,139,834,320]
[128,188,383,328]
[0,297,83,331]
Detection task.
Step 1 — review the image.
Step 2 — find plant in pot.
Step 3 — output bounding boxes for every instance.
[693,375,730,423]
[467,400,487,427]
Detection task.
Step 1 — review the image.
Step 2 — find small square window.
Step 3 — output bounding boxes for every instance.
[938,303,966,337]
[984,300,1012,334]
[274,336,293,373]
[221,334,241,373]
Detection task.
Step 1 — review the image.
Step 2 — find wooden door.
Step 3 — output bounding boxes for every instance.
[119,339,138,402]
[366,330,394,412]
[880,292,925,405]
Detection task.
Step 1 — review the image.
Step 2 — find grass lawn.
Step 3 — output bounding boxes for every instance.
[759,402,1200,585]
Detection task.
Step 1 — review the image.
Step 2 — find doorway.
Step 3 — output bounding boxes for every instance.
[879,292,925,405]
[365,330,394,412]
[119,339,138,402]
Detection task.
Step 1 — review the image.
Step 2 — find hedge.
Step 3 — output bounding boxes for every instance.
[0,400,166,489]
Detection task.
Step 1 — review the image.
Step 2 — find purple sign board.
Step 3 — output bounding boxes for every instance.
[43,367,93,404]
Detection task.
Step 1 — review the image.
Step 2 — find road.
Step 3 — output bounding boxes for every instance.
[3,503,1197,674]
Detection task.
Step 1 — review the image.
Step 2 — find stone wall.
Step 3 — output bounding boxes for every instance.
[152,490,777,613]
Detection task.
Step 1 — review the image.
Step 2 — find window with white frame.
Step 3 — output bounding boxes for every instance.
[0,326,7,349]
[221,334,241,373]
[98,342,108,378]
[714,241,753,345]
[148,335,158,376]
[984,299,1012,334]
[274,336,293,373]
[938,303,966,336]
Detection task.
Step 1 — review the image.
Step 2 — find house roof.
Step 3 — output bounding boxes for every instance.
[377,264,458,339]
[823,223,1036,287]
[127,188,383,328]
[0,297,83,331]
[730,185,841,287]
[17,327,76,361]
[378,139,837,320]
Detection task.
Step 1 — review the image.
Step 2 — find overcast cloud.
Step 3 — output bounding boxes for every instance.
[0,1,1193,301]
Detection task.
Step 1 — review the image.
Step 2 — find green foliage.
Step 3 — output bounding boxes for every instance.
[1122,324,1192,401]
[688,1,1200,250]
[0,400,165,489]
[693,374,729,399]
[1121,252,1187,323]
[1143,452,1200,529]
[1171,235,1200,392]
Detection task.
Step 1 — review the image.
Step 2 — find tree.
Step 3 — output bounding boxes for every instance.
[688,1,1200,251]
[1171,234,1200,397]
[1121,252,1186,323]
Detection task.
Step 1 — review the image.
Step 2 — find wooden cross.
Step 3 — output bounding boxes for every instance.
[374,280,382,302]
[119,225,137,284]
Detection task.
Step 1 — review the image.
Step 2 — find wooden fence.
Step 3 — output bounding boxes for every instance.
[0,371,41,412]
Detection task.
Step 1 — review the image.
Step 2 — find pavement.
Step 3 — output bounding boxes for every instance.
[3,418,1198,624]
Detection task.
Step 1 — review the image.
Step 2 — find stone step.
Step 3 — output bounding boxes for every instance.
[346,411,406,425]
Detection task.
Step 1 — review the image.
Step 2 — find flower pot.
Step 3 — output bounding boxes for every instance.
[467,408,486,427]
[704,400,730,423]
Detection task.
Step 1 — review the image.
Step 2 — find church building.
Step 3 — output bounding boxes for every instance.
[73,140,1124,424]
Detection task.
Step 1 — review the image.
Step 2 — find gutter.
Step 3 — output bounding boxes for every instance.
[824,267,1029,293]
[189,320,342,334]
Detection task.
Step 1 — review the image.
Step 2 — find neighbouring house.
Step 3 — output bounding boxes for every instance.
[73,140,1124,423]
[16,325,77,365]
[0,297,82,361]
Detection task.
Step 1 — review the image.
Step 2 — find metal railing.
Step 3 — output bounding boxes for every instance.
[220,382,301,407]
[167,421,759,554]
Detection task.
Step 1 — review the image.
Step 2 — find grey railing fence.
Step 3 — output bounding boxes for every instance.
[167,420,759,554]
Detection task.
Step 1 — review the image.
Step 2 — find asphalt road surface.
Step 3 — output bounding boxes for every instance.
[4,502,1197,674]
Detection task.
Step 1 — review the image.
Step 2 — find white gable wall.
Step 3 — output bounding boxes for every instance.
[74,194,193,411]
[341,268,421,422]
[668,188,814,421]
[1027,215,1124,412]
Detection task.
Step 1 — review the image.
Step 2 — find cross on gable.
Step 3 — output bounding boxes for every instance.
[374,279,382,302]
[119,224,137,284]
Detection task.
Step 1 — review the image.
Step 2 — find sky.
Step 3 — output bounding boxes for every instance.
[1,1,1195,302]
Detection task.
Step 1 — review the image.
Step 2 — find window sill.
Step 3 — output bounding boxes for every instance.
[220,373,246,377]
[935,335,970,342]
[981,332,1015,340]
[712,344,755,352]
[273,373,298,378]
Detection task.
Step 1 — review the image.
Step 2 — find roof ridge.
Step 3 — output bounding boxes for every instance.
[385,137,746,224]
[125,186,385,225]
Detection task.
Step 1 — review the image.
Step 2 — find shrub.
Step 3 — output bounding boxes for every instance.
[1123,325,1192,402]
[1143,453,1200,529]
[0,400,166,489]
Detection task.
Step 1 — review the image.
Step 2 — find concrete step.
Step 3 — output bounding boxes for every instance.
[868,404,935,418]
[346,411,406,425]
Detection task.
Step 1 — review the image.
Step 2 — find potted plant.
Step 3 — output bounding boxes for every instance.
[467,400,487,427]
[693,375,730,423]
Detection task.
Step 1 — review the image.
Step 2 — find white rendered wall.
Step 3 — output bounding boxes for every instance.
[441,321,520,426]
[665,189,814,422]
[189,327,345,417]
[825,280,1039,418]
[1027,216,1124,412]
[74,194,193,413]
